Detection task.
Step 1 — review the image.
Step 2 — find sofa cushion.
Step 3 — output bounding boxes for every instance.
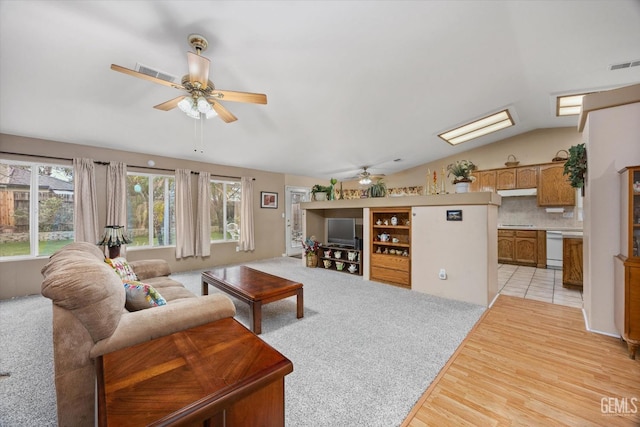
[122,280,167,311]
[105,257,138,281]
[41,244,125,342]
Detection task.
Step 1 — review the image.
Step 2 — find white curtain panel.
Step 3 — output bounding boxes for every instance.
[238,176,255,251]
[73,158,100,244]
[195,171,211,257]
[106,162,128,256]
[175,168,194,258]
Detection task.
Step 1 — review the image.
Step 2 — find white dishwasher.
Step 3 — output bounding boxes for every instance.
[546,231,563,269]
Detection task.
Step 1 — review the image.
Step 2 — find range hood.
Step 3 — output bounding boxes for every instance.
[497,188,537,197]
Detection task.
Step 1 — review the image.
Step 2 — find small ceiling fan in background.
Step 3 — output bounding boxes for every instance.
[347,166,386,185]
[111,33,267,123]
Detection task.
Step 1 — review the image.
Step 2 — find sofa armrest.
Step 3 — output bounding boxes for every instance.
[129,259,171,280]
[90,294,236,358]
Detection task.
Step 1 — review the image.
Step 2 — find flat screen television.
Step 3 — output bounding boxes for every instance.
[327,218,356,247]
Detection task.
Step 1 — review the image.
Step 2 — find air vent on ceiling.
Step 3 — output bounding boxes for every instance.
[135,63,177,83]
[609,59,640,71]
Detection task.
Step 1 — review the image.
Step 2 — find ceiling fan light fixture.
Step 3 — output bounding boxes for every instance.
[205,109,218,119]
[178,97,194,113]
[186,107,201,120]
[197,96,212,113]
[359,176,372,185]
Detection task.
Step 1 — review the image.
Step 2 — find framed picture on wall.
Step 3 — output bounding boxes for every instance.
[261,191,278,209]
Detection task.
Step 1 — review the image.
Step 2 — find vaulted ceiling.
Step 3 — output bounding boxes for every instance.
[1,1,639,180]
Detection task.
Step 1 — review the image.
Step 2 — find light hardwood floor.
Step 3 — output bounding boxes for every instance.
[402,295,640,426]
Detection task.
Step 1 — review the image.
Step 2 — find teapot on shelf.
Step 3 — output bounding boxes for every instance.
[390,215,398,226]
[378,233,390,242]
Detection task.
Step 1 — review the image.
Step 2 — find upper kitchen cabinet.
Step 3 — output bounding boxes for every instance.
[470,170,497,192]
[496,166,538,190]
[537,163,575,206]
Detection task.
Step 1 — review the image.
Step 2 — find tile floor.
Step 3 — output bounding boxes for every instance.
[498,264,583,309]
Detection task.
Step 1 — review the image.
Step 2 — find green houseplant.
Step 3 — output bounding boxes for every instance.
[367,178,387,198]
[563,143,587,192]
[446,160,477,184]
[311,184,332,201]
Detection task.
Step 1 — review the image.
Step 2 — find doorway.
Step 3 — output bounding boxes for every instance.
[285,186,310,257]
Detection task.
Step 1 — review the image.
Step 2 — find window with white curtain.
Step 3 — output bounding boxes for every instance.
[127,173,175,247]
[0,160,74,258]
[210,180,241,242]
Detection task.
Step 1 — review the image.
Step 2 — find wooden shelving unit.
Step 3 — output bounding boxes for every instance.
[318,244,363,276]
[370,207,411,288]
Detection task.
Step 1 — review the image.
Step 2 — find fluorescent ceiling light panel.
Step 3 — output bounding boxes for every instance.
[556,92,594,116]
[439,110,514,145]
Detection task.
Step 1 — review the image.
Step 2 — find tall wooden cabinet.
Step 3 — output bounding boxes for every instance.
[615,165,640,359]
[370,207,411,288]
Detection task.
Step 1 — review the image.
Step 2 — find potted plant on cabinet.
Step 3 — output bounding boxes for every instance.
[311,184,332,201]
[367,178,387,198]
[563,143,587,196]
[447,160,477,193]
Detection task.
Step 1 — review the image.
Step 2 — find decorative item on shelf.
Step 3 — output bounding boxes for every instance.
[329,178,338,200]
[390,215,398,226]
[563,144,587,196]
[97,225,132,258]
[324,249,332,258]
[378,233,390,242]
[302,236,320,267]
[348,251,357,261]
[334,250,342,259]
[348,264,357,273]
[552,149,569,162]
[447,160,477,194]
[335,261,345,271]
[367,178,387,198]
[323,259,332,268]
[505,154,520,167]
[311,184,332,201]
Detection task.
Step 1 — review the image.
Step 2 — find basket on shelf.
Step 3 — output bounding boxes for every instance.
[306,253,318,268]
[552,150,569,162]
[505,154,520,167]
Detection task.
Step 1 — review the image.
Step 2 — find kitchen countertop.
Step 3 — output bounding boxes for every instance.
[498,225,583,232]
[562,231,583,238]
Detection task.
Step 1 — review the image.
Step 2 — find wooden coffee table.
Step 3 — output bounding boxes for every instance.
[202,266,304,334]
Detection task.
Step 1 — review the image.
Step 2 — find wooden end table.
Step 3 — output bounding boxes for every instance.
[96,317,293,426]
[202,265,304,335]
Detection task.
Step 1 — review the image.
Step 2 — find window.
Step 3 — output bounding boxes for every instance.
[127,173,175,247]
[210,180,241,242]
[0,160,74,258]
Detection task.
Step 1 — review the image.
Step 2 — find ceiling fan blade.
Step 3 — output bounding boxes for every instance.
[153,96,186,111]
[187,52,210,89]
[110,64,184,89]
[211,101,238,123]
[212,90,267,104]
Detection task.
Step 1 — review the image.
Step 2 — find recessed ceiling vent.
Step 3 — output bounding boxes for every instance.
[135,63,176,83]
[609,59,640,71]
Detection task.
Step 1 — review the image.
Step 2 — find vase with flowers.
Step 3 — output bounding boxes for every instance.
[302,236,320,267]
[447,160,477,193]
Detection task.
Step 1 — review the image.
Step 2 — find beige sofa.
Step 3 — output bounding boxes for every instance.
[41,242,236,427]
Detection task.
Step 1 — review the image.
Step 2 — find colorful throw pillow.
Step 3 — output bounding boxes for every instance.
[105,257,138,282]
[122,280,167,311]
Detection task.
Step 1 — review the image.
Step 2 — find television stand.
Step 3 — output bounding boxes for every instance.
[318,244,362,275]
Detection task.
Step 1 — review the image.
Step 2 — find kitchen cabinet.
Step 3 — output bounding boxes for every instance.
[562,237,583,289]
[516,166,538,189]
[370,207,411,288]
[498,229,545,267]
[496,169,516,190]
[470,170,497,192]
[615,165,640,358]
[537,163,575,206]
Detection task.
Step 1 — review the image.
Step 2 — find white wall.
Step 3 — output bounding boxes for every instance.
[583,102,640,335]
[411,204,498,306]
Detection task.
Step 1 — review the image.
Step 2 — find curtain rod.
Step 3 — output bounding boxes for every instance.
[0,150,254,181]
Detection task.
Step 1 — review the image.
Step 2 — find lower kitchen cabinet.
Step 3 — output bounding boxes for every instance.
[498,229,546,267]
[562,237,583,289]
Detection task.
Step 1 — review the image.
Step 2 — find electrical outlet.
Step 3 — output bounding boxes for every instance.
[439,269,447,280]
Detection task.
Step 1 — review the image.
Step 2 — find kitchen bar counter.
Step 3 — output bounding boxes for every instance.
[498,225,582,232]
